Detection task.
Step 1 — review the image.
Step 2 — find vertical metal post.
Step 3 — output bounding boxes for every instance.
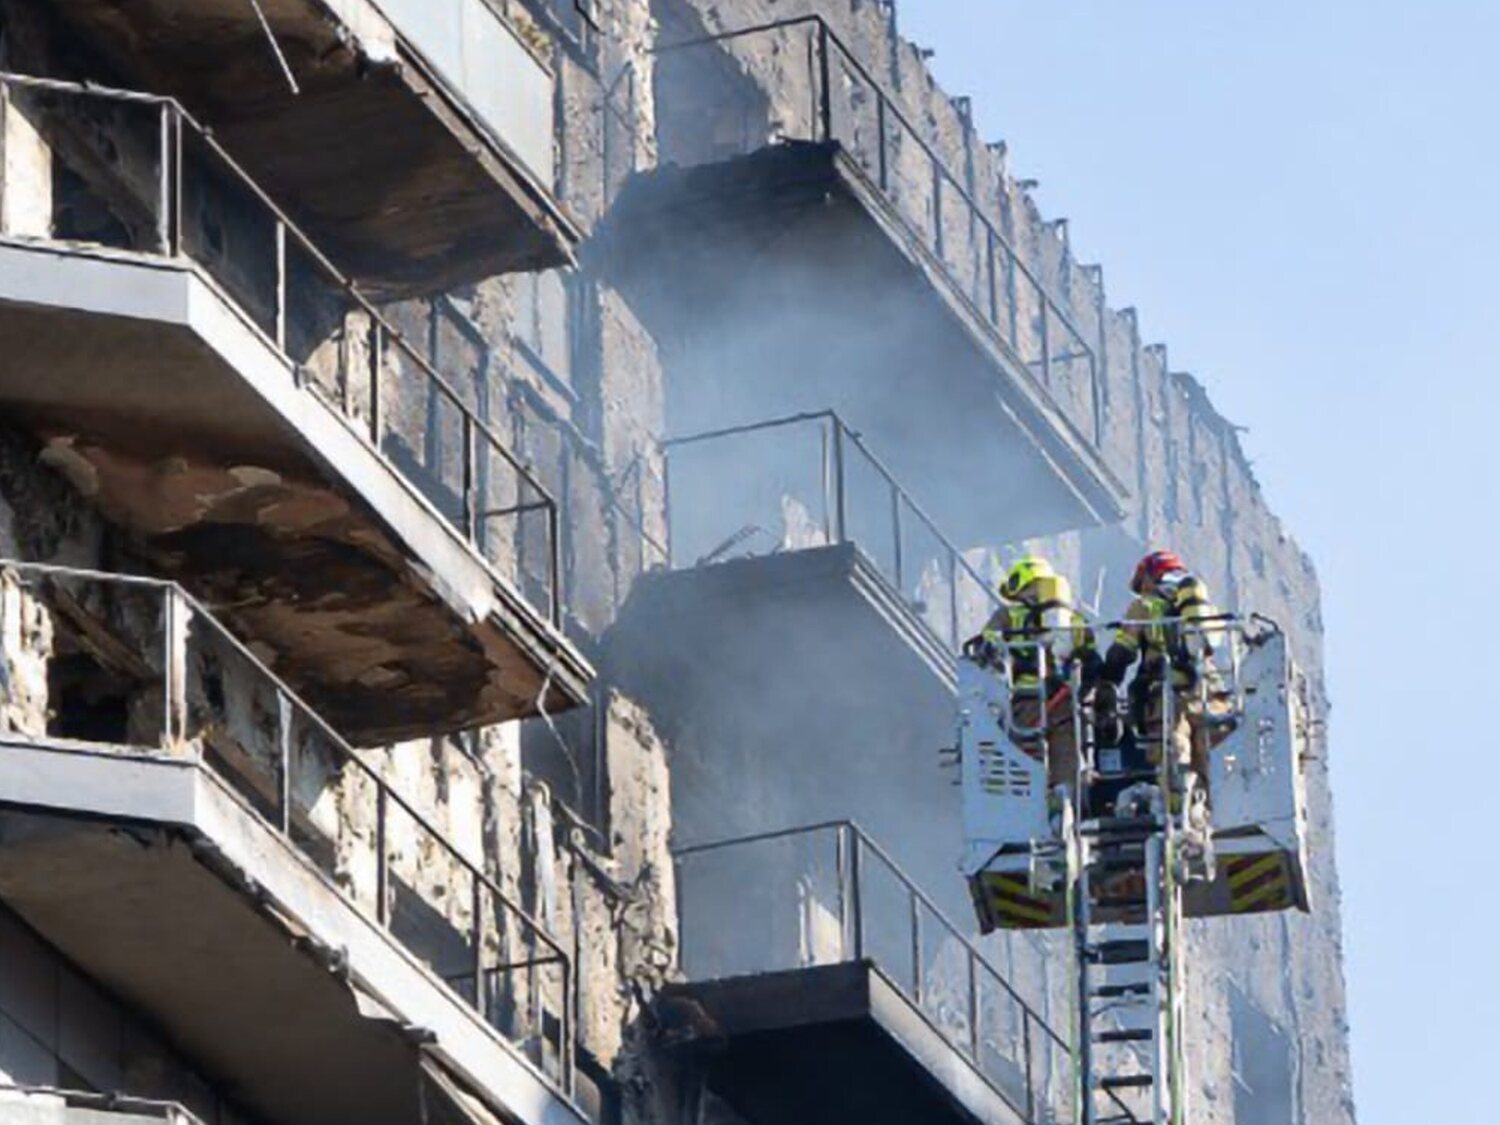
[890,484,904,591]
[820,420,834,542]
[561,955,574,1096]
[462,414,478,540]
[472,878,487,1019]
[274,220,287,351]
[661,443,675,569]
[948,550,960,649]
[160,587,178,750]
[157,103,172,254]
[986,233,999,327]
[547,500,562,626]
[368,322,383,445]
[276,689,292,834]
[1022,1012,1036,1121]
[932,161,944,259]
[967,956,980,1060]
[847,826,864,962]
[375,786,389,926]
[171,109,184,256]
[834,824,850,960]
[831,418,847,543]
[1040,298,1052,386]
[909,889,922,1003]
[816,20,832,141]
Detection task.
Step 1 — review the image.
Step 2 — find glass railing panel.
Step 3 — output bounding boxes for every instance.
[976,966,1039,1115]
[916,899,976,1053]
[0,79,166,253]
[179,127,279,337]
[666,417,831,567]
[841,436,899,582]
[677,828,847,981]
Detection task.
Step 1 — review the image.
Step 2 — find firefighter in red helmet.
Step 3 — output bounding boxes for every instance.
[1098,550,1220,802]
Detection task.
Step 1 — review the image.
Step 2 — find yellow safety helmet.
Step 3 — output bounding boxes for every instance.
[999,555,1054,602]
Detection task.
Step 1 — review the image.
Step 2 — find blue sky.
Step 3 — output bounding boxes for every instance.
[901,2,1499,1120]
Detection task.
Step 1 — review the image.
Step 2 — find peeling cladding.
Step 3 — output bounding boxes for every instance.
[0,0,1345,1123]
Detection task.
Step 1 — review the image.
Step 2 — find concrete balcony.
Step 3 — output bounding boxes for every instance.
[0,76,591,740]
[597,17,1127,546]
[666,822,1079,1125]
[610,412,999,906]
[33,0,577,297]
[0,563,583,1125]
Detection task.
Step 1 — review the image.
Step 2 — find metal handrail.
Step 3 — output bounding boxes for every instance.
[662,410,1003,648]
[0,70,563,626]
[653,16,1104,445]
[675,818,1087,1123]
[0,559,575,1096]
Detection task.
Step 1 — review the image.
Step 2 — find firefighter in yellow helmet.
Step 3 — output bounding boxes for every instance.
[1099,549,1222,804]
[971,556,1100,806]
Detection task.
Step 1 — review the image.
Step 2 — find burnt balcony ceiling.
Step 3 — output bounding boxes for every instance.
[39,0,577,298]
[600,142,1129,547]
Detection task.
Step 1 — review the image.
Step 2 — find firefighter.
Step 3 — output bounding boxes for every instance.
[1099,549,1221,801]
[970,556,1100,810]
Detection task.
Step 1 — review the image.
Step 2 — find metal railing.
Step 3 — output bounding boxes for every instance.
[650,17,1103,446]
[662,411,1001,652]
[0,72,562,626]
[0,1086,207,1124]
[0,560,574,1096]
[675,821,1115,1124]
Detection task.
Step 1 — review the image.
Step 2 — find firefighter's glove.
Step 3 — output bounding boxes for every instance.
[963,635,999,667]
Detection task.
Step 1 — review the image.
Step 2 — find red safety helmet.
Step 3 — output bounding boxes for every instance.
[1131,549,1185,594]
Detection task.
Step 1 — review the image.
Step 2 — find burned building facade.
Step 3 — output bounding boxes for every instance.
[0,2,1350,1125]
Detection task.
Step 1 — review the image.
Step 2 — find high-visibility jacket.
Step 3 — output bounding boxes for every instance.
[980,575,1096,688]
[1105,571,1217,686]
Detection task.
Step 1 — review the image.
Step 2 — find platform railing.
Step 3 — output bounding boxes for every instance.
[662,410,1002,653]
[650,16,1103,446]
[0,72,562,626]
[674,820,1128,1124]
[0,560,574,1097]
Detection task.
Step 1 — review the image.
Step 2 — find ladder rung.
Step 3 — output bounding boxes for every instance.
[1091,849,1145,872]
[1081,816,1160,836]
[1093,768,1159,784]
[1095,1028,1153,1044]
[1087,939,1151,965]
[1100,1074,1154,1091]
[1093,982,1151,999]
[1093,896,1148,912]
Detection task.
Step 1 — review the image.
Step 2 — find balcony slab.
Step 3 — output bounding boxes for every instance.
[661,963,1026,1125]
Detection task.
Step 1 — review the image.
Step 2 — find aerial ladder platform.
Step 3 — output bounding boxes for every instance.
[954,615,1310,1124]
